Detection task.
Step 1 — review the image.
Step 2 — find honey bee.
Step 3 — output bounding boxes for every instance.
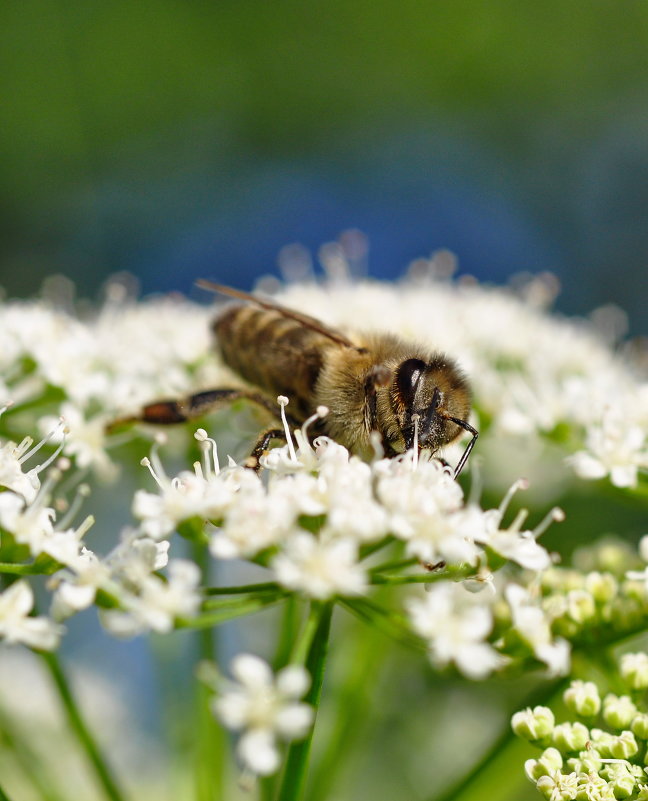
[124,282,478,476]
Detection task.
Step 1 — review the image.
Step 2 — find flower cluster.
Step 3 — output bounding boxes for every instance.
[0,280,227,478]
[513,653,648,800]
[0,418,200,641]
[131,409,569,679]
[528,537,648,649]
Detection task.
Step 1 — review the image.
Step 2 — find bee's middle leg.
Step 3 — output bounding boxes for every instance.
[245,428,288,472]
[109,389,298,429]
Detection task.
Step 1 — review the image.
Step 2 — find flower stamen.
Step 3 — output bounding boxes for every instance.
[195,428,220,477]
[497,477,529,520]
[57,483,91,530]
[277,396,297,461]
[19,417,66,465]
[412,413,420,469]
[532,506,565,539]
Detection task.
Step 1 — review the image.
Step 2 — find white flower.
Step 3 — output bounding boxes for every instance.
[376,455,476,565]
[272,532,367,599]
[0,439,41,503]
[406,583,503,679]
[0,491,56,556]
[506,584,570,675]
[213,654,313,776]
[568,410,647,488]
[0,580,62,650]
[39,403,117,479]
[101,558,201,636]
[210,479,296,559]
[476,480,559,571]
[133,438,254,541]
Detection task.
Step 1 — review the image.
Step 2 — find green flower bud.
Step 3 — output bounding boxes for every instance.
[585,571,618,603]
[584,540,636,574]
[525,748,563,781]
[590,728,615,758]
[603,694,638,730]
[620,652,648,691]
[512,706,555,741]
[566,589,596,624]
[536,771,579,801]
[608,730,639,760]
[564,680,601,717]
[632,713,648,741]
[636,785,648,801]
[543,594,569,619]
[552,721,590,753]
[575,747,602,774]
[601,762,636,798]
[541,568,567,593]
[621,579,647,603]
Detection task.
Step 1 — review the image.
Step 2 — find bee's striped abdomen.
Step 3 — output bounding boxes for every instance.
[214,304,339,421]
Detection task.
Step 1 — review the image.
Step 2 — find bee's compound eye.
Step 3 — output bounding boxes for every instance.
[396,358,427,402]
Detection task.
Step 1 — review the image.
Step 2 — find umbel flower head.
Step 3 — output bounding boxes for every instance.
[0,256,645,693]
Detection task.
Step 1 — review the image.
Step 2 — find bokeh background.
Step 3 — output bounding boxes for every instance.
[1,1,647,334]
[1,4,648,801]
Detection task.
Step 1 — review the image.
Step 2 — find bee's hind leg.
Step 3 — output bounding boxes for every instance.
[107,389,297,431]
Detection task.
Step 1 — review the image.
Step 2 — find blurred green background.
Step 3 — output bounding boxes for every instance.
[1,0,647,333]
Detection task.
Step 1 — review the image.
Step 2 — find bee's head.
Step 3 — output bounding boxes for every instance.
[389,356,472,454]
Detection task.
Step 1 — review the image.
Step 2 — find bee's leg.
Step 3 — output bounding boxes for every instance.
[244,428,287,472]
[108,389,298,431]
[435,408,479,479]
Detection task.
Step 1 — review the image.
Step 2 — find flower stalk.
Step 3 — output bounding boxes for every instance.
[41,651,127,801]
[277,602,334,801]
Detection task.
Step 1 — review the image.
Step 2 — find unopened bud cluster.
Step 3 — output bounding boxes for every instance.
[536,537,648,649]
[513,653,648,799]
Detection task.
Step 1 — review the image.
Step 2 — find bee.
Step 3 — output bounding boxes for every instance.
[122,282,478,476]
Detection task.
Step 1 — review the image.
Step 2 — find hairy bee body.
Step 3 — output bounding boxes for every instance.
[214,304,338,423]
[121,282,477,475]
[214,302,472,460]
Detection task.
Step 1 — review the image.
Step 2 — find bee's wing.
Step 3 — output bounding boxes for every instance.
[197,280,362,350]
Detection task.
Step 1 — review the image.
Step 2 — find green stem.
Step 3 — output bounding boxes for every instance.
[276,602,334,801]
[0,561,59,575]
[340,597,426,653]
[367,557,418,573]
[177,594,286,629]
[192,542,223,801]
[358,536,395,561]
[202,590,285,611]
[290,602,326,665]
[0,782,12,801]
[204,581,280,595]
[274,595,302,670]
[308,623,385,801]
[370,566,475,585]
[41,651,127,801]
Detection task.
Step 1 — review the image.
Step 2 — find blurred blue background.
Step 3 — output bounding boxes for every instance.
[1,0,647,333]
